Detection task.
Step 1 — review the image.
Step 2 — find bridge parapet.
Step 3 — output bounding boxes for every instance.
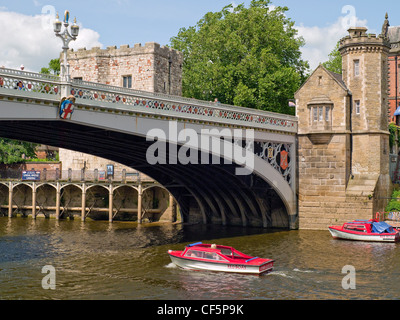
[0,67,60,101]
[0,68,297,133]
[70,79,297,133]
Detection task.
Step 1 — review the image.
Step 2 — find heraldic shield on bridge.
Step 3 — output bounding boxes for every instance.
[59,95,75,119]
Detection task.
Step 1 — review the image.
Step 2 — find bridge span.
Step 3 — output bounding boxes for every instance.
[0,67,297,228]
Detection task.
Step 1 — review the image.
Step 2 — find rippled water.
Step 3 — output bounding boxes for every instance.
[1,217,399,300]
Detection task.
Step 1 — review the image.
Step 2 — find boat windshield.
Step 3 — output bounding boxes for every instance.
[220,248,243,258]
[220,248,233,256]
[184,249,228,261]
[344,224,367,232]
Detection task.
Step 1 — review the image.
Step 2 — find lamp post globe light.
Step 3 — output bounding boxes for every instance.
[53,10,79,82]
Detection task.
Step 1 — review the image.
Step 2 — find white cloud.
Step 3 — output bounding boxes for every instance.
[296,15,371,71]
[0,11,102,72]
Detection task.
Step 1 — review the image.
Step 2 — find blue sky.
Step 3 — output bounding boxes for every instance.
[1,1,399,72]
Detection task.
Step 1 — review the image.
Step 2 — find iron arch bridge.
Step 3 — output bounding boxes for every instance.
[0,68,298,229]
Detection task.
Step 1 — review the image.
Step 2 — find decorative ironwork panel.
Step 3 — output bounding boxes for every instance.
[0,68,60,97]
[255,141,293,186]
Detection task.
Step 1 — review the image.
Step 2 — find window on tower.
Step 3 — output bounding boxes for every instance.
[122,75,132,88]
[354,60,360,76]
[355,100,360,114]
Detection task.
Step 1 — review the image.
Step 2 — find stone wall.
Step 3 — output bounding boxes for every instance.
[59,149,128,172]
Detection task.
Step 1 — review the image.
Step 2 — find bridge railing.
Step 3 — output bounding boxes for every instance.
[0,67,60,101]
[71,79,297,133]
[0,67,297,133]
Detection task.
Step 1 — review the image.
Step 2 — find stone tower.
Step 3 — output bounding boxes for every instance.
[66,42,183,95]
[295,26,392,230]
[339,27,391,179]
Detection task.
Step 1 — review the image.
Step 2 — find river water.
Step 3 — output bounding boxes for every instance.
[0,216,399,300]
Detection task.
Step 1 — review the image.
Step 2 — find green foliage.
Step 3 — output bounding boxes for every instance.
[40,67,50,74]
[389,123,400,150]
[169,0,309,114]
[26,157,59,163]
[40,58,60,75]
[385,190,400,212]
[0,139,37,164]
[322,41,342,74]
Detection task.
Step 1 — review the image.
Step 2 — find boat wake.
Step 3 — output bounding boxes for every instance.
[293,268,315,273]
[165,262,177,269]
[269,270,294,278]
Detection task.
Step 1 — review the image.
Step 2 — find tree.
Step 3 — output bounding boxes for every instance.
[0,139,37,164]
[322,41,342,74]
[40,58,60,75]
[169,0,309,114]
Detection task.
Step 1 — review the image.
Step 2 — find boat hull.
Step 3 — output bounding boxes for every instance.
[329,227,399,242]
[169,254,273,275]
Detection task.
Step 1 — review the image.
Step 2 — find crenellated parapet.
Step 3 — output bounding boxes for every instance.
[68,42,182,61]
[339,27,391,54]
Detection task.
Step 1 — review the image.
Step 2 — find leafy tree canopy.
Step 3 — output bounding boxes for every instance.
[322,41,342,74]
[40,58,60,75]
[0,139,37,164]
[170,0,309,114]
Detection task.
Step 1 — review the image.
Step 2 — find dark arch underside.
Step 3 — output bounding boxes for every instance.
[0,120,290,228]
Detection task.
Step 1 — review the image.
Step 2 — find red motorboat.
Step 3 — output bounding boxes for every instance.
[328,219,400,242]
[168,242,274,275]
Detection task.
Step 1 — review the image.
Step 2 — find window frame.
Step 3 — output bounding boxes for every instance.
[354,60,360,77]
[122,75,132,89]
[355,100,361,114]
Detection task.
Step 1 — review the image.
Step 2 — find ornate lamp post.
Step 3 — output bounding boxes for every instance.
[53,10,79,82]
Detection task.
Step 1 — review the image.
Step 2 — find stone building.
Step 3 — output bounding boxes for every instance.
[59,42,183,172]
[386,14,400,124]
[295,26,392,229]
[67,42,183,95]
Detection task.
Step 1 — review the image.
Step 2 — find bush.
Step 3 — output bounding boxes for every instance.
[385,190,400,212]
